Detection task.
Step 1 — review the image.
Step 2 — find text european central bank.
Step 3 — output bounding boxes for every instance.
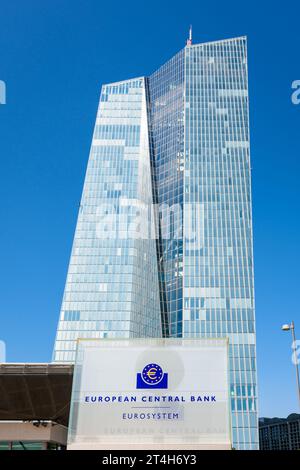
[68,339,231,450]
[54,36,258,450]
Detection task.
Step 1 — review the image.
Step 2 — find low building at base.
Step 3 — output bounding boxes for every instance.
[0,339,232,451]
[259,414,300,450]
[0,363,72,450]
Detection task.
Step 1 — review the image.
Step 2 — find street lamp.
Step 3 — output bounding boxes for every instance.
[281,321,300,409]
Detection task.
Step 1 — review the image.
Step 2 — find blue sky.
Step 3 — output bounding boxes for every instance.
[0,0,299,418]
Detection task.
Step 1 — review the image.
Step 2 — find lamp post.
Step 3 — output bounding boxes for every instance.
[281,321,300,410]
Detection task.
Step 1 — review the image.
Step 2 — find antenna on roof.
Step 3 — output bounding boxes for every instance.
[186,25,192,46]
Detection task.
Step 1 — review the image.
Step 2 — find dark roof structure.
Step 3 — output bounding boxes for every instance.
[0,364,73,426]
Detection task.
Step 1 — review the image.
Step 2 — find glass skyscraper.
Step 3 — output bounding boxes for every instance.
[53,36,258,449]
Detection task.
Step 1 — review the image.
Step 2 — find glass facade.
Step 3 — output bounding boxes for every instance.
[53,36,258,450]
[147,49,185,338]
[53,78,162,362]
[183,38,258,450]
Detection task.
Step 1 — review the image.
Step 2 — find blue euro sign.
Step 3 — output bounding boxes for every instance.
[136,363,168,389]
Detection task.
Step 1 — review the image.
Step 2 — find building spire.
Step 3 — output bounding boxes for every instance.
[186,25,192,46]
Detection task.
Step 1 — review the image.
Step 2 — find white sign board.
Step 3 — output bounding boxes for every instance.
[68,338,231,449]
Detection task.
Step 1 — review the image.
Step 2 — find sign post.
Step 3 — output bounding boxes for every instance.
[68,338,231,450]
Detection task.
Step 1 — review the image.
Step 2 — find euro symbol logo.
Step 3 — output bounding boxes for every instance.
[136,363,168,389]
